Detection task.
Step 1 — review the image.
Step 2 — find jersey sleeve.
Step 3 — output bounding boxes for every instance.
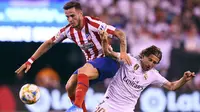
[151,71,169,87]
[51,26,68,43]
[86,16,116,36]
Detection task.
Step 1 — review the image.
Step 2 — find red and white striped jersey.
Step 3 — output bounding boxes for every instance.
[51,16,116,61]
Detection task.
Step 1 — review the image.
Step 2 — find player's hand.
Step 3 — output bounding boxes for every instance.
[15,63,32,78]
[183,71,195,82]
[99,30,108,41]
[120,52,132,65]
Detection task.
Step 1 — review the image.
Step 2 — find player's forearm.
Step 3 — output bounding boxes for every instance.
[170,77,187,91]
[119,37,126,53]
[102,43,119,60]
[101,38,109,55]
[110,51,120,59]
[31,39,55,61]
[114,29,127,53]
[101,34,119,59]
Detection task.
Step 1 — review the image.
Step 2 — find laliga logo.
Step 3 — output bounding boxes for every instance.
[140,88,200,112]
[98,24,107,31]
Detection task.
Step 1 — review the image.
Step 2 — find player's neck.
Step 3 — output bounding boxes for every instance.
[140,60,147,73]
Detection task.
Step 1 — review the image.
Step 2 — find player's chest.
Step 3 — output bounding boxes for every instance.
[70,31,94,41]
[126,64,151,85]
[69,31,98,50]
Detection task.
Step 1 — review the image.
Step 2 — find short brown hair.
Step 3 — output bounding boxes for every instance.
[139,45,162,63]
[63,1,82,10]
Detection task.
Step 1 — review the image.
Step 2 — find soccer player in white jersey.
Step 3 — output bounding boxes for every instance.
[95,31,196,112]
[15,1,131,112]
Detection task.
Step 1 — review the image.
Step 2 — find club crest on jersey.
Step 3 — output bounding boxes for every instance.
[86,34,90,37]
[85,34,92,40]
[144,74,148,80]
[134,64,139,70]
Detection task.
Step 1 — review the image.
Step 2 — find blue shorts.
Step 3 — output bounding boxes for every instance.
[73,57,120,85]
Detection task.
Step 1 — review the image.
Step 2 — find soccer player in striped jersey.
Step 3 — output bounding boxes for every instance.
[96,31,196,112]
[15,1,131,112]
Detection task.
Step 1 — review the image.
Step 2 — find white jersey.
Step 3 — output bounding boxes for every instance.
[96,55,168,112]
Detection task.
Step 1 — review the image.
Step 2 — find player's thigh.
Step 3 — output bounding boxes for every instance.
[65,74,77,93]
[78,63,99,80]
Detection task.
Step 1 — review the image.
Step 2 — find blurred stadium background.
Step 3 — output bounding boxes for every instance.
[0,0,200,112]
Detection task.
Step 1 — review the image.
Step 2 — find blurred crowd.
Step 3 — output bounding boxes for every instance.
[80,0,199,64]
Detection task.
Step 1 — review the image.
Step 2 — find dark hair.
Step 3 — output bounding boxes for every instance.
[139,45,162,63]
[63,1,82,10]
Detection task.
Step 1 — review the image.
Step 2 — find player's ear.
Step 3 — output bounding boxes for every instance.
[139,54,144,59]
[78,10,83,15]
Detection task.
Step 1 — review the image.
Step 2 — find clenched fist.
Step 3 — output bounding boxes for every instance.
[183,71,195,81]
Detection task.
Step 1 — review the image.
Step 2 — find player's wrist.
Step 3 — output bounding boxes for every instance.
[120,51,126,54]
[116,53,120,59]
[26,57,35,65]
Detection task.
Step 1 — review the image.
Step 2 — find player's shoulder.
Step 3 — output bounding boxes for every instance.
[59,24,71,32]
[128,54,139,61]
[85,16,101,22]
[149,68,160,75]
[126,53,140,65]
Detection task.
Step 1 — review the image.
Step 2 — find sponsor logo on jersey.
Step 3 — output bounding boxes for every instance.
[80,42,94,50]
[123,75,144,91]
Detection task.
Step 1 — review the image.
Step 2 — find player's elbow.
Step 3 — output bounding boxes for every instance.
[164,82,176,91]
[168,83,177,91]
[103,49,111,56]
[114,29,126,40]
[46,39,55,47]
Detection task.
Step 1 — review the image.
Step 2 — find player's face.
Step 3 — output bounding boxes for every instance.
[64,7,82,28]
[140,54,160,71]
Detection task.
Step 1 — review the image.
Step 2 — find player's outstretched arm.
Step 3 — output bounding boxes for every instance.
[15,39,55,77]
[113,29,131,65]
[162,71,195,91]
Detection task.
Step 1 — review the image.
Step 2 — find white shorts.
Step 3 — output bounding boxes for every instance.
[94,100,134,112]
